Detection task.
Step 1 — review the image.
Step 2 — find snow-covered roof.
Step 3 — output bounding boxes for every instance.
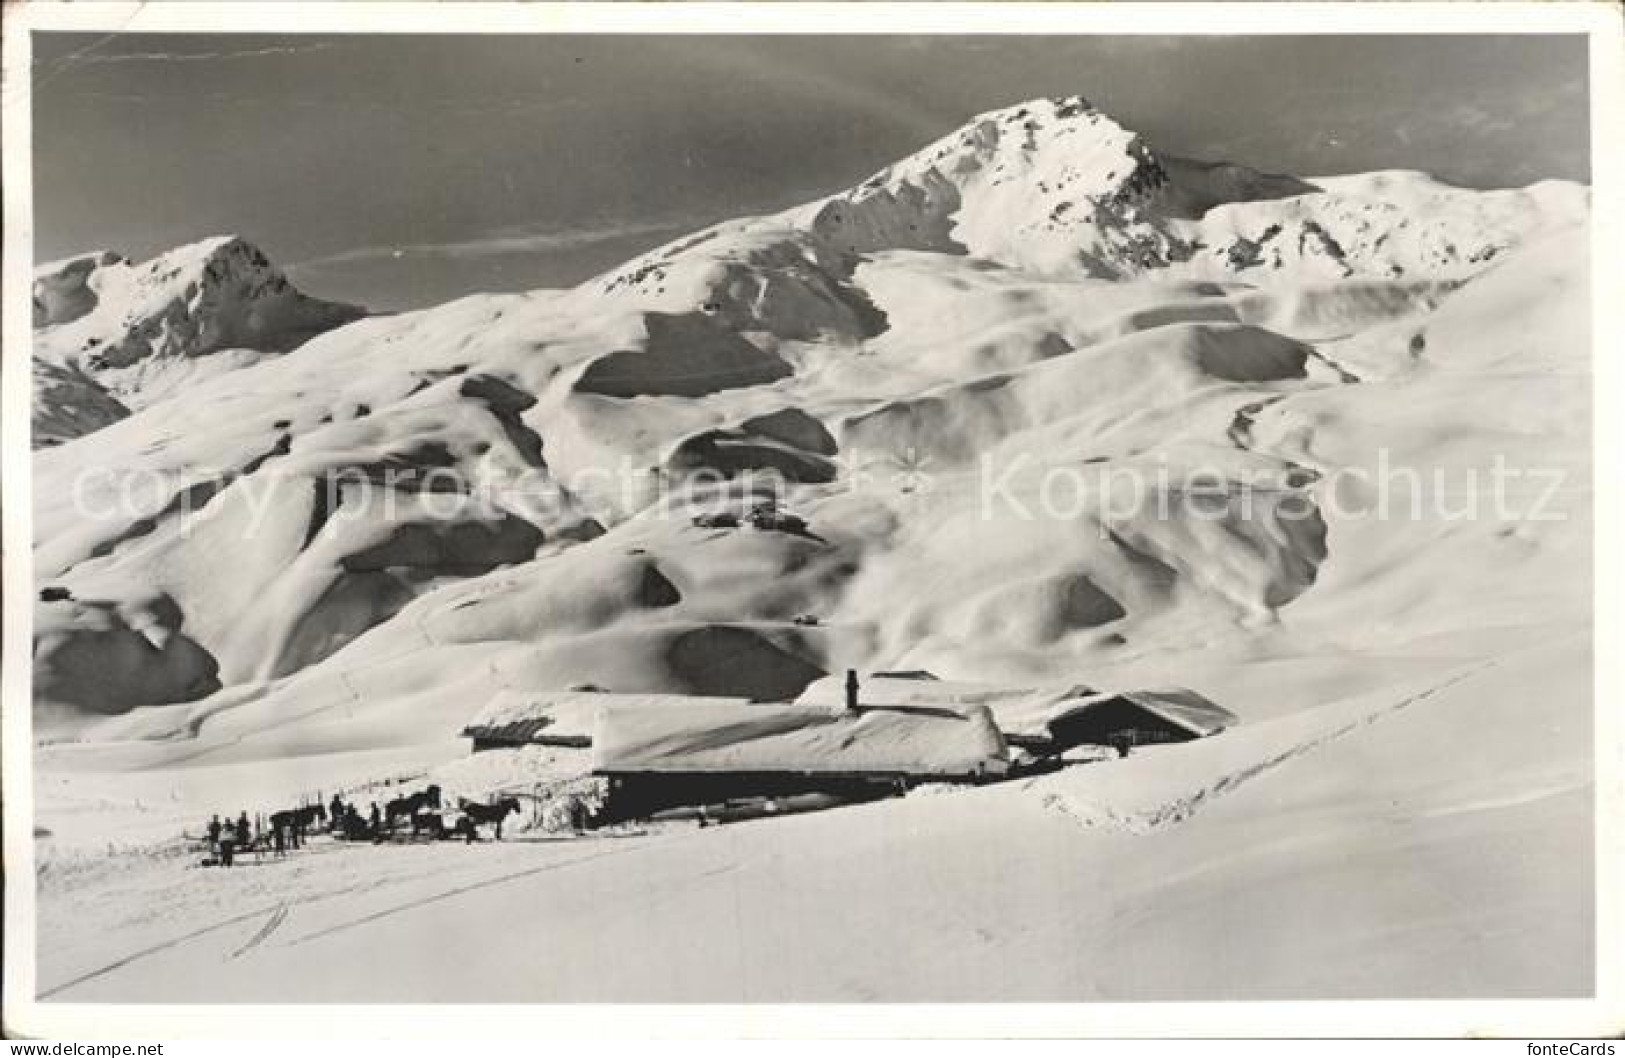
[796,674,1089,712]
[593,701,1009,778]
[1047,688,1237,739]
[795,676,1235,743]
[463,690,750,747]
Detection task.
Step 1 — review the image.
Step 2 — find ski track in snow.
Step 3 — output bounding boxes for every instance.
[1037,792,1155,835]
[39,902,287,1000]
[278,840,652,948]
[229,903,289,959]
[37,833,665,998]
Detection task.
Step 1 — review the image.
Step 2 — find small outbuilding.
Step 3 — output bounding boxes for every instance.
[1043,688,1237,754]
[793,674,1235,756]
[592,700,1009,823]
[461,689,751,752]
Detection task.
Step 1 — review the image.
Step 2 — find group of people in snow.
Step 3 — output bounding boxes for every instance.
[203,812,256,868]
[201,793,357,867]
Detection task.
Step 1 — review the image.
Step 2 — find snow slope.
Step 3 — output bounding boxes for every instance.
[26,94,1594,1002]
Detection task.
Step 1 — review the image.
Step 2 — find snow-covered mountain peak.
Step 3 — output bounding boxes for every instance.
[852,94,1163,210]
[594,93,1583,331]
[785,95,1183,271]
[33,250,128,328]
[31,235,366,438]
[35,235,291,328]
[143,233,285,290]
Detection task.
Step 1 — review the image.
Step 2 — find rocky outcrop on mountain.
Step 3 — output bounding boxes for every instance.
[33,357,131,448]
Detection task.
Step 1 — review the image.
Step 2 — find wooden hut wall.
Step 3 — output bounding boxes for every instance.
[1046,697,1197,752]
[600,771,903,824]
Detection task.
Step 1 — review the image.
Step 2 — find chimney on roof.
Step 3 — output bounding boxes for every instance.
[845,669,860,712]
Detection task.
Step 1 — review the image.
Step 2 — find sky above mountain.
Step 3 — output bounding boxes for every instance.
[32,33,1588,311]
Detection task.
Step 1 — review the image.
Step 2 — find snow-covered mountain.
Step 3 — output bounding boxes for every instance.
[596,95,1583,324]
[29,93,1594,1004]
[31,236,364,445]
[32,93,1587,734]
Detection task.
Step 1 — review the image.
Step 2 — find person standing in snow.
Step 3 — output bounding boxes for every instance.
[272,822,287,858]
[206,814,222,855]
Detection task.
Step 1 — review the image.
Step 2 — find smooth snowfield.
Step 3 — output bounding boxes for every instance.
[29,94,1594,1001]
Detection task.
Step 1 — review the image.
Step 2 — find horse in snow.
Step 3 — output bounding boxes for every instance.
[384,785,441,833]
[458,796,521,840]
[269,803,327,849]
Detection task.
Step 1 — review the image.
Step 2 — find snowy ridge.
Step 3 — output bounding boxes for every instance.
[595,95,1582,329]
[32,236,365,443]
